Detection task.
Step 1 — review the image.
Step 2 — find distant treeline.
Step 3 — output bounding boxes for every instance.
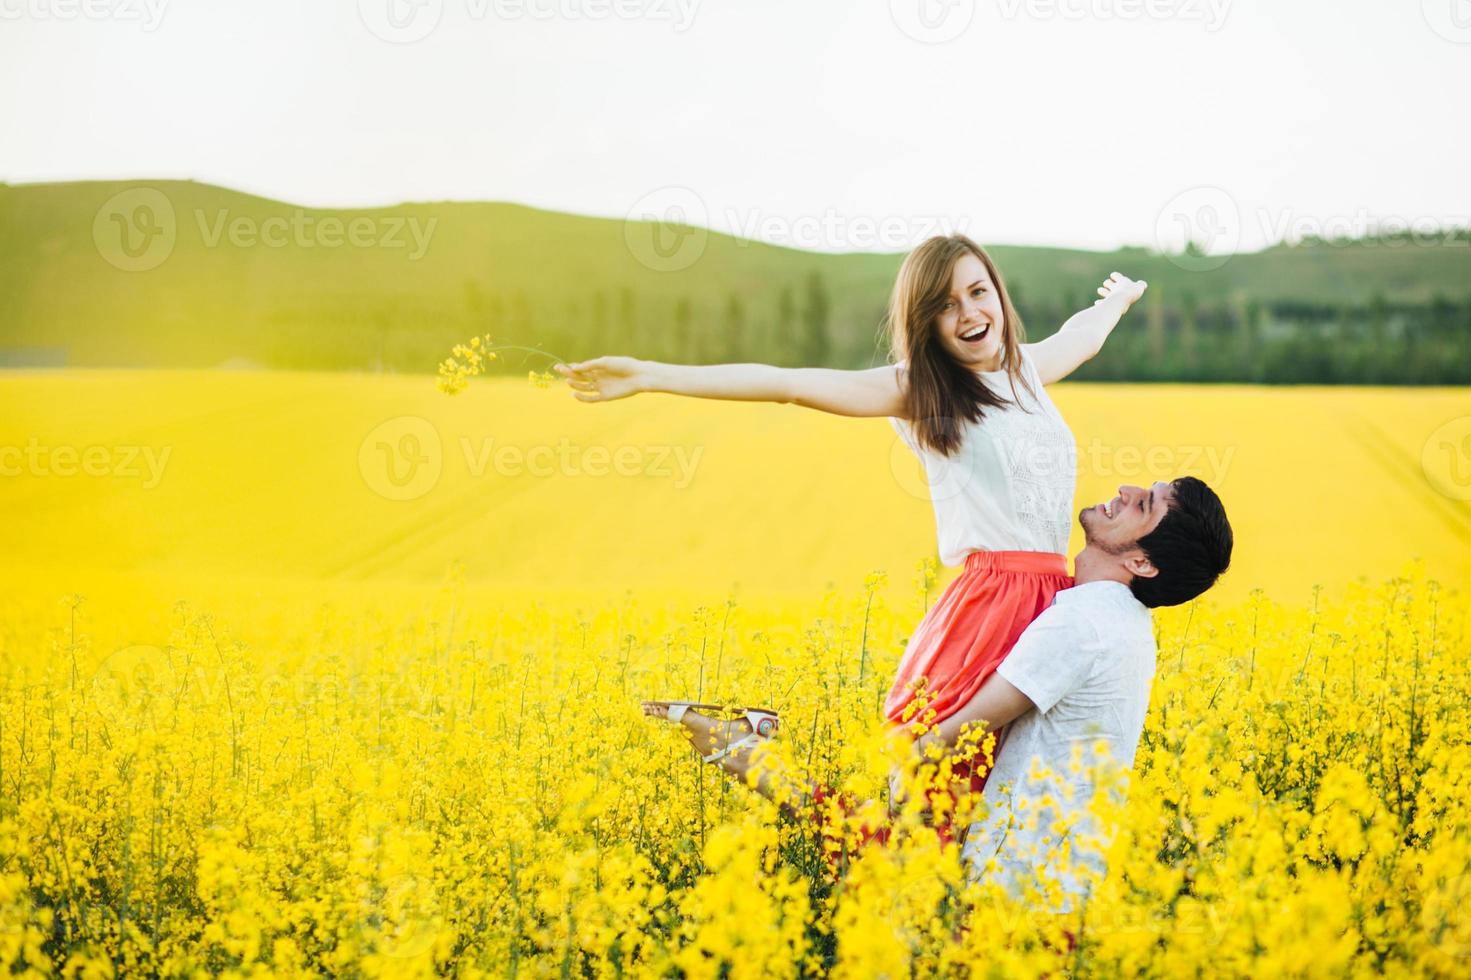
[1021,290,1471,385]
[309,275,1471,385]
[287,273,853,378]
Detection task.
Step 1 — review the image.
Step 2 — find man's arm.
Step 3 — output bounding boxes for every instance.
[892,673,1034,812]
[917,597,1101,756]
[916,672,1035,755]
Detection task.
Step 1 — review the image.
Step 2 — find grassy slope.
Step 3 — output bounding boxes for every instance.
[2,179,1468,370]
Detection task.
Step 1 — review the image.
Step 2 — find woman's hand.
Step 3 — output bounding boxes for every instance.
[1094,271,1148,310]
[554,356,647,402]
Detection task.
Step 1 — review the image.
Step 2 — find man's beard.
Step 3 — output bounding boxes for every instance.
[1078,507,1135,557]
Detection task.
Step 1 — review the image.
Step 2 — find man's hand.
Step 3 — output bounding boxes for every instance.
[913,729,948,759]
[887,727,952,812]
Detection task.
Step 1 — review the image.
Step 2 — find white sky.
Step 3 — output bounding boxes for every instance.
[2,0,1468,251]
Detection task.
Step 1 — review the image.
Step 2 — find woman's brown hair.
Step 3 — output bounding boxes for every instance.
[885,234,1035,457]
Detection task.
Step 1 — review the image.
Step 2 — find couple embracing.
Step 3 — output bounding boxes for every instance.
[554,233,1233,913]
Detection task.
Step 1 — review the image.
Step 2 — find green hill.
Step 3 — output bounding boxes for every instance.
[2,179,1468,381]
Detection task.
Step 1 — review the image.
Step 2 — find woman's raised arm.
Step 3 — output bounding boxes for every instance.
[554,357,907,419]
[1026,272,1148,385]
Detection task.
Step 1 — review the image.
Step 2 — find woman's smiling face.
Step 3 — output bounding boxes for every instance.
[934,252,1006,372]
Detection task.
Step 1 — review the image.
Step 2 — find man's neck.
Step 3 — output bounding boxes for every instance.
[1072,545,1135,588]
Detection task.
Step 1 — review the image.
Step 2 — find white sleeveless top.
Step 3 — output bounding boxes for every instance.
[890,345,1076,564]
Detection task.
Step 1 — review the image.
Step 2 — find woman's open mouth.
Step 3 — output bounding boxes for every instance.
[959,324,990,345]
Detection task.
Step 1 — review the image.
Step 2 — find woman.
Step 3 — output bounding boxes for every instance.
[554,234,1147,850]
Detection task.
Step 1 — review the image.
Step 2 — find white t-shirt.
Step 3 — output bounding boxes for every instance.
[889,345,1075,562]
[959,580,1157,913]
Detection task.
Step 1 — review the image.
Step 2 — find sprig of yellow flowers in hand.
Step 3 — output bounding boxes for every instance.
[437,334,564,394]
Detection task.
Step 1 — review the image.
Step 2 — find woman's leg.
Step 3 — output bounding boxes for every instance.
[643,705,956,861]
[641,703,816,815]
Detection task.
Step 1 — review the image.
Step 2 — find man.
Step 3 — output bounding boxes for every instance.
[642,475,1233,898]
[916,475,1233,914]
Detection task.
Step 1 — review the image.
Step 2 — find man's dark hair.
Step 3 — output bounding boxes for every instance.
[1129,476,1233,608]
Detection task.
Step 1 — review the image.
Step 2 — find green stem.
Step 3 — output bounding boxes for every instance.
[481,343,573,367]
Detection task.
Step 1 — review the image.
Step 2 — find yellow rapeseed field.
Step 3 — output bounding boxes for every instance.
[1,369,1469,977]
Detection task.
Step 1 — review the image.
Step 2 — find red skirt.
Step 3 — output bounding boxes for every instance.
[886,549,1072,791]
[813,550,1073,867]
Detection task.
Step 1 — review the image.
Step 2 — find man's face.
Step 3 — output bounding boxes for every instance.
[1079,481,1175,555]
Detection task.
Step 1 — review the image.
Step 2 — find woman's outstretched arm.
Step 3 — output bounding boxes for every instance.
[1025,272,1148,385]
[553,357,907,419]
